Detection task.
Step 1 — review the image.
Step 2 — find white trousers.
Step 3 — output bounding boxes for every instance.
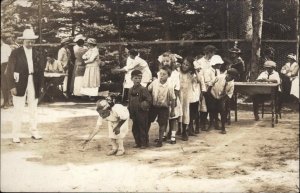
[12,75,39,138]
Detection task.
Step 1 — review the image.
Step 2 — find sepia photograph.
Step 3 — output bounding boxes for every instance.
[1,0,299,192]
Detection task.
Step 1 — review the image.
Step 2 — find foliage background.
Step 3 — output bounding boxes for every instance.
[1,0,298,91]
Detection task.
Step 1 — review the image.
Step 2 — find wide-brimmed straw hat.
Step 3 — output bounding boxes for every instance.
[87,38,97,45]
[287,53,296,61]
[73,34,86,42]
[210,55,224,66]
[264,60,276,68]
[18,28,38,39]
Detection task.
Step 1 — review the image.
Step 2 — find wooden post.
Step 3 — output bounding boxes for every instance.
[116,2,122,66]
[226,0,230,51]
[250,0,263,81]
[38,0,42,44]
[71,0,75,36]
[296,0,299,62]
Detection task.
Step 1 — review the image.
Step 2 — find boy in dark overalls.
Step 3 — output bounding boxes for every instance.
[128,70,152,148]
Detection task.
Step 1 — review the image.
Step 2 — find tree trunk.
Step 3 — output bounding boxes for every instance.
[296,0,299,62]
[158,0,171,51]
[71,0,75,36]
[242,0,253,41]
[250,0,263,81]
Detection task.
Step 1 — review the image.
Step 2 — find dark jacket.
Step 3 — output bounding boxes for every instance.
[128,84,152,114]
[6,46,46,98]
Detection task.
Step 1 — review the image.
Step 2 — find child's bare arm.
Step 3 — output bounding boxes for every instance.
[85,124,101,143]
[113,120,126,135]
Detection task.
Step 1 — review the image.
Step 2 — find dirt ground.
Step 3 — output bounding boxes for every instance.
[1,100,299,192]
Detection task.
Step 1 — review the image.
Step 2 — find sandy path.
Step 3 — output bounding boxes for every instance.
[1,102,299,192]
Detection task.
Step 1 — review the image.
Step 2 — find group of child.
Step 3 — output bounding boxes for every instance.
[83,45,240,156]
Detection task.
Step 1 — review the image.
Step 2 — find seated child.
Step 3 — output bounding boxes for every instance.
[252,60,281,121]
[82,99,129,156]
[148,65,176,147]
[209,68,238,134]
[45,57,64,73]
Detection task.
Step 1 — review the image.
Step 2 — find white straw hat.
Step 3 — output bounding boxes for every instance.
[18,29,38,39]
[73,34,86,42]
[210,55,224,66]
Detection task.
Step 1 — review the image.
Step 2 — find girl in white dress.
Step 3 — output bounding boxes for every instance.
[83,99,129,156]
[158,52,182,144]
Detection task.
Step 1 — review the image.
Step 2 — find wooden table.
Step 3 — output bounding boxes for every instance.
[38,72,67,103]
[233,82,280,127]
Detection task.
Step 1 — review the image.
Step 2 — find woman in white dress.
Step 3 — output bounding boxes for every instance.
[290,71,299,99]
[80,38,101,97]
[70,34,88,96]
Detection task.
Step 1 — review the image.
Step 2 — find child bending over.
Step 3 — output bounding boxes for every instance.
[209,68,238,134]
[82,99,129,156]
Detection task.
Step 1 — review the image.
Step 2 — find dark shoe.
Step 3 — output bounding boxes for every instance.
[133,144,141,148]
[156,141,163,147]
[155,136,166,142]
[188,126,197,136]
[162,136,167,142]
[214,121,220,130]
[195,128,200,134]
[182,132,188,141]
[200,121,208,131]
[221,130,226,134]
[170,140,176,144]
[207,123,213,131]
[188,131,197,136]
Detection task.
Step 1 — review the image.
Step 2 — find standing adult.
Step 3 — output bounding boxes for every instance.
[70,34,88,96]
[1,38,12,109]
[228,43,245,81]
[57,37,72,97]
[66,37,75,97]
[80,38,101,98]
[6,28,46,143]
[112,49,152,102]
[280,53,299,101]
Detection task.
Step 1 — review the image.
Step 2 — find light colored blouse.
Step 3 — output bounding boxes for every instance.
[57,47,70,68]
[82,46,100,65]
[281,61,299,80]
